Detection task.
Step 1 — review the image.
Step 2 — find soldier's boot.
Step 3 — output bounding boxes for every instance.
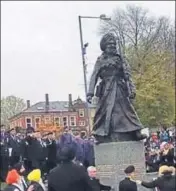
[135,130,147,141]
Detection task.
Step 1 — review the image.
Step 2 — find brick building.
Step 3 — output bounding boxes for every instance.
[9,94,96,137]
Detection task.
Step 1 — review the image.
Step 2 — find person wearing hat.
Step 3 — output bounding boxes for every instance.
[22,130,44,174]
[119,165,138,191]
[27,169,46,191]
[40,133,50,177]
[44,132,57,173]
[12,162,28,190]
[4,169,34,191]
[136,165,176,191]
[5,128,21,167]
[29,131,46,173]
[21,128,35,174]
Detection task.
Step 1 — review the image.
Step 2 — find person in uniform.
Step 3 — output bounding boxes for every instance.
[21,127,35,173]
[26,130,44,173]
[119,165,138,191]
[41,133,49,177]
[45,132,57,173]
[5,128,21,167]
[0,137,9,181]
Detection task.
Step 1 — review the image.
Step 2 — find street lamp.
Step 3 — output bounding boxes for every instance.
[78,14,111,135]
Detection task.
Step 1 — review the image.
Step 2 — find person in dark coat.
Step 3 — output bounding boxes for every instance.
[119,165,138,191]
[136,166,176,191]
[87,166,111,191]
[57,127,74,149]
[0,140,9,181]
[159,142,175,166]
[5,128,21,167]
[28,131,44,171]
[45,132,57,173]
[83,138,95,168]
[73,132,85,165]
[48,146,94,191]
[21,128,34,174]
[40,133,50,177]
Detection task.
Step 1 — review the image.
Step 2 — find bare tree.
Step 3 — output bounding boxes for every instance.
[98,4,175,72]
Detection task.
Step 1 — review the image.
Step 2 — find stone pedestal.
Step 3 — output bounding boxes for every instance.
[94,141,155,191]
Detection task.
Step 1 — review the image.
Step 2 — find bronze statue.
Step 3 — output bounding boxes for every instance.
[87,33,147,143]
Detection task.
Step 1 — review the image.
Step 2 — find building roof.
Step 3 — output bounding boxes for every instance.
[9,100,97,120]
[23,101,96,113]
[23,101,69,113]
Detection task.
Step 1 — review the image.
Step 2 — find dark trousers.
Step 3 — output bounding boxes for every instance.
[24,159,33,174]
[46,161,56,173]
[0,155,9,181]
[9,156,20,167]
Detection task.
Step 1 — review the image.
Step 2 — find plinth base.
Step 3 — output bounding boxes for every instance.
[94,141,156,191]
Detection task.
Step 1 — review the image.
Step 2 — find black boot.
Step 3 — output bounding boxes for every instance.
[135,130,147,141]
[94,135,111,145]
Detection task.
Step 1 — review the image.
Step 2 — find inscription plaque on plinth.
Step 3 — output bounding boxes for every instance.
[94,141,151,191]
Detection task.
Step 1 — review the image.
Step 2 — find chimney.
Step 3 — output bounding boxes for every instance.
[45,93,49,112]
[68,94,73,111]
[27,100,30,108]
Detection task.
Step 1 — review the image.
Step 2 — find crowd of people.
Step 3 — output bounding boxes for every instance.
[144,127,176,173]
[0,125,175,191]
[1,146,176,191]
[0,126,95,182]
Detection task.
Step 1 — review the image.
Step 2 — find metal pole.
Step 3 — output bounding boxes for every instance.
[78,16,91,136]
[78,16,88,97]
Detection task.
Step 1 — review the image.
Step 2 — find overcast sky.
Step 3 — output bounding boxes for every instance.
[1,1,175,104]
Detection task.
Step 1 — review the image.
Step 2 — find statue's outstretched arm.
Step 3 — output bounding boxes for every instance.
[87,57,101,96]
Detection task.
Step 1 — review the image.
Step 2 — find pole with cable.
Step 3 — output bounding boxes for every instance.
[78,16,88,97]
[78,16,91,135]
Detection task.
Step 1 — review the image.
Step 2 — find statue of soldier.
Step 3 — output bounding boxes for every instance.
[87,33,147,143]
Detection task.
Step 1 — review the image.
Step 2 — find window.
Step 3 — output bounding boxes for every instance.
[26,118,32,128]
[35,117,41,128]
[11,122,15,128]
[54,117,60,126]
[17,120,22,127]
[70,116,76,126]
[79,109,85,117]
[44,116,51,124]
[79,120,85,127]
[14,121,17,127]
[62,117,68,126]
